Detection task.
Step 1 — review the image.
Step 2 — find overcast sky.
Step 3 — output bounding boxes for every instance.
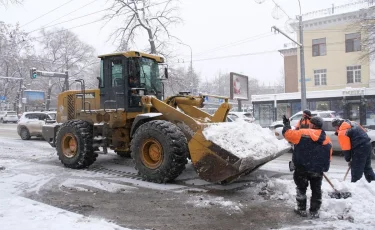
[1,0,358,84]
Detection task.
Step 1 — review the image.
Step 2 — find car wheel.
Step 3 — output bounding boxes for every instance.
[0,118,3,123]
[371,142,375,160]
[20,128,31,140]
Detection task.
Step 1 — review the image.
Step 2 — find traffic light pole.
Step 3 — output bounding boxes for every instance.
[30,68,70,111]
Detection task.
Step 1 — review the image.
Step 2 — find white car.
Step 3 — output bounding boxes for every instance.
[1,111,18,123]
[274,118,375,159]
[227,112,255,123]
[17,112,55,140]
[269,110,337,129]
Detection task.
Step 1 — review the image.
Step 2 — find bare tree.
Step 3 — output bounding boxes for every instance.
[37,28,97,89]
[0,22,32,109]
[33,29,98,109]
[0,0,23,7]
[105,0,181,54]
[359,6,375,61]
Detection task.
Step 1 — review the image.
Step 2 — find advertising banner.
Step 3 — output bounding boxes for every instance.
[24,90,45,106]
[230,72,249,100]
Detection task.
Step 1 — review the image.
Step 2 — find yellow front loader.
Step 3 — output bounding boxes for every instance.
[42,51,289,184]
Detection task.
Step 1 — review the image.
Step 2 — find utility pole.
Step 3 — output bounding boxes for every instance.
[298,15,307,110]
[271,25,307,110]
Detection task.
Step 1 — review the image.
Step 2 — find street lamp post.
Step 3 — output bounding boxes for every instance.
[178,42,194,93]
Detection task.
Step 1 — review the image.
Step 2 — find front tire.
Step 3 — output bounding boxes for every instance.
[56,120,97,169]
[130,120,188,183]
[20,127,31,140]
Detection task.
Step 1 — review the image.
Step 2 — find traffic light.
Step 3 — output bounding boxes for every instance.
[30,68,37,79]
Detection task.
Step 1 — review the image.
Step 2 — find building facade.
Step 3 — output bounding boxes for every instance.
[252,87,375,127]
[280,8,375,93]
[252,6,375,127]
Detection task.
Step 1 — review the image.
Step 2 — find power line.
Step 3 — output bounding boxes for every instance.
[21,0,76,28]
[271,0,292,19]
[191,32,273,57]
[32,18,107,40]
[27,8,110,34]
[42,0,100,27]
[189,50,278,62]
[25,0,172,41]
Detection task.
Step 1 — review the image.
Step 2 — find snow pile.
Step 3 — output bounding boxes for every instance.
[0,194,129,230]
[203,120,290,170]
[258,176,375,229]
[0,159,130,230]
[203,120,289,159]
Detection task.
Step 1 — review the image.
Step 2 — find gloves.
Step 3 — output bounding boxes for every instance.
[282,115,290,126]
[289,161,295,172]
[348,161,351,167]
[334,131,338,136]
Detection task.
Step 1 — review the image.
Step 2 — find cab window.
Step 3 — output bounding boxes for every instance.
[111,59,123,87]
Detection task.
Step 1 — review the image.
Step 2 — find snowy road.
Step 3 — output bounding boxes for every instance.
[1,123,374,230]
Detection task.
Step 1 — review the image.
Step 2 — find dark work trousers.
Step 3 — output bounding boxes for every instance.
[351,142,375,183]
[293,169,323,212]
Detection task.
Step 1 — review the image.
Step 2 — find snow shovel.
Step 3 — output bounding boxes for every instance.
[323,173,352,199]
[343,166,351,181]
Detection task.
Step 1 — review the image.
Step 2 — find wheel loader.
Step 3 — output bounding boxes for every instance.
[42,51,289,184]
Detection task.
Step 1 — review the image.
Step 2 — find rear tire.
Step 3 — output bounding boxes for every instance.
[56,120,97,169]
[20,127,31,140]
[131,120,188,183]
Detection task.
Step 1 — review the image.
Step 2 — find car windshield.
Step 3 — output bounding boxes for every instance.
[48,113,56,119]
[7,112,16,115]
[320,112,336,118]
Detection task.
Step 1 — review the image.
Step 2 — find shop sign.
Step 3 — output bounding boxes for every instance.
[342,88,365,96]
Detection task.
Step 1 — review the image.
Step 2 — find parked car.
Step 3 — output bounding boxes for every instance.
[269,110,337,129]
[17,112,55,140]
[1,111,18,123]
[227,112,255,123]
[273,117,375,159]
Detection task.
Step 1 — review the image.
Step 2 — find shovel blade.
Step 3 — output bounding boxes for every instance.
[328,191,352,199]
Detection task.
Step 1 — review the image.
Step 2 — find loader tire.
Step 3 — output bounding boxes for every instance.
[131,120,188,183]
[56,120,97,169]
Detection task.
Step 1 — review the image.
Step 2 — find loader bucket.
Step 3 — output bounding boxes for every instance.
[187,128,291,184]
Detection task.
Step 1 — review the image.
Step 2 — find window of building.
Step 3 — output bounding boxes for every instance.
[314,69,327,86]
[347,65,361,83]
[312,38,326,56]
[345,33,361,52]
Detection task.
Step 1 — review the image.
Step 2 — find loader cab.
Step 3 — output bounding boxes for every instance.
[98,51,165,112]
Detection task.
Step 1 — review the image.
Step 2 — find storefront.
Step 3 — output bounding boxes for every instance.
[251,87,375,128]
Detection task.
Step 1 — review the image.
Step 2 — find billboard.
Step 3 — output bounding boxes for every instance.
[24,90,45,106]
[230,72,249,100]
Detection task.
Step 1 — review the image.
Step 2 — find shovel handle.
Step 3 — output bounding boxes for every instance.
[323,173,337,191]
[343,166,351,181]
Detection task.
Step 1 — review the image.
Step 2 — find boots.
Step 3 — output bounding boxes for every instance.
[309,199,321,219]
[294,196,307,217]
[294,208,307,217]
